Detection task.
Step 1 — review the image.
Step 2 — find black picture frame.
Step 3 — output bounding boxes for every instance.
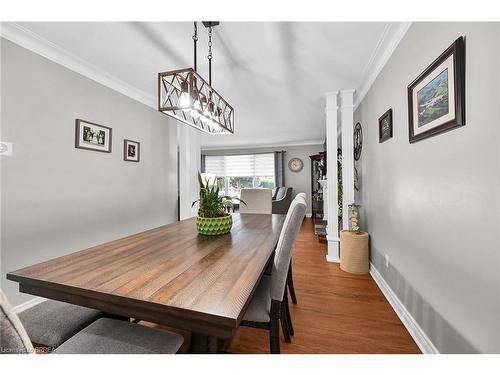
[354,122,363,160]
[75,119,112,153]
[379,109,393,143]
[407,36,465,143]
[123,139,140,162]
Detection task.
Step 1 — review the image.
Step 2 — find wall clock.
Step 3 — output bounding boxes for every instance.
[288,158,304,172]
[354,122,363,161]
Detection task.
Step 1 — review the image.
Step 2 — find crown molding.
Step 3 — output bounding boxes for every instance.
[0,22,410,116]
[201,139,325,151]
[355,22,412,110]
[0,22,156,109]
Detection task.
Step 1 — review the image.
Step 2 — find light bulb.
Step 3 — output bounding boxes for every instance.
[191,99,202,118]
[179,81,190,109]
[179,92,191,108]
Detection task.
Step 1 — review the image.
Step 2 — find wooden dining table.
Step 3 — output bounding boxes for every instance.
[7,213,285,353]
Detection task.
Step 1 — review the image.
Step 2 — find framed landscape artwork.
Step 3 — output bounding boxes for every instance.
[123,139,140,162]
[407,36,465,143]
[379,109,393,143]
[75,119,112,153]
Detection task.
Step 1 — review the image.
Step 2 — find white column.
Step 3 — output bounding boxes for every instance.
[340,89,355,230]
[178,124,201,220]
[325,91,340,263]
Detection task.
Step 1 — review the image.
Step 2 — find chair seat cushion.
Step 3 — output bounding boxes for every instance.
[18,300,102,348]
[242,275,271,323]
[53,318,184,354]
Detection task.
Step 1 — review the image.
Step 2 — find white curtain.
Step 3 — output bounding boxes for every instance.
[205,153,275,178]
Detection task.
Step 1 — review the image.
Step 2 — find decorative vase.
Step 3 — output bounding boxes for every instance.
[348,203,361,232]
[196,214,233,235]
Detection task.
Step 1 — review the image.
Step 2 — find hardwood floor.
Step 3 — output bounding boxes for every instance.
[226,218,421,354]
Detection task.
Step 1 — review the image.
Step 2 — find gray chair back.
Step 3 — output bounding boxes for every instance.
[296,192,306,200]
[0,288,34,354]
[280,193,307,232]
[239,188,272,214]
[270,195,306,301]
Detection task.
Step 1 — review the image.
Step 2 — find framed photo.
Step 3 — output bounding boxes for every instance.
[379,109,393,143]
[408,36,465,143]
[123,139,140,162]
[75,119,112,153]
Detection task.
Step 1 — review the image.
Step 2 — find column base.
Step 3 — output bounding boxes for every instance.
[326,236,340,263]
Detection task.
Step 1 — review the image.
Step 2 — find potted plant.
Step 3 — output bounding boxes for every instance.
[191,173,245,235]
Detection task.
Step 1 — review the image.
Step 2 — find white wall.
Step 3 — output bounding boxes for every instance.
[0,39,178,306]
[178,125,201,219]
[355,23,500,353]
[202,143,324,215]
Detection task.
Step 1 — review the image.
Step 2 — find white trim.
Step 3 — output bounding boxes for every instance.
[340,90,355,231]
[326,237,340,263]
[201,139,325,151]
[325,91,340,264]
[369,263,439,354]
[355,22,412,109]
[326,253,340,263]
[14,297,46,314]
[0,22,156,109]
[0,22,410,116]
[305,213,312,218]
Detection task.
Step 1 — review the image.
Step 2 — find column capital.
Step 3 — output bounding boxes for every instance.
[324,90,339,97]
[325,91,339,111]
[340,89,356,108]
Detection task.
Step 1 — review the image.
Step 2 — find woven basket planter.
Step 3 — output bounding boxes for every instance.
[340,230,369,275]
[196,214,233,236]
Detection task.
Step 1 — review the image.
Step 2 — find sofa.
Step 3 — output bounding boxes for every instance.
[272,187,294,214]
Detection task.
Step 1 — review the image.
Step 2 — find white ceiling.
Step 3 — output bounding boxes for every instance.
[9,22,405,148]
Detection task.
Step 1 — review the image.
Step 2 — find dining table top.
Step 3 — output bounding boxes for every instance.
[7,213,285,338]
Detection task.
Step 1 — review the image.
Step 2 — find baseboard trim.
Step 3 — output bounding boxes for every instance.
[305,213,312,218]
[369,263,439,354]
[325,254,340,263]
[14,297,46,314]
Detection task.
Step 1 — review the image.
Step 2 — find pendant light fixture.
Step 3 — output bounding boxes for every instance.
[158,22,234,134]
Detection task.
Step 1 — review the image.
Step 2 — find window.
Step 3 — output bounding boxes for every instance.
[205,153,275,197]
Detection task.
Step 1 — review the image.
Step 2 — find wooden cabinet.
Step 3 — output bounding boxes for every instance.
[310,152,326,240]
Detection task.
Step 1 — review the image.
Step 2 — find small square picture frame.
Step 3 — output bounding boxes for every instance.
[123,139,140,162]
[379,109,393,143]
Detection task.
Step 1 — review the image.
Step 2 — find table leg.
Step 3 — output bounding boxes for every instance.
[190,333,219,353]
[207,336,218,353]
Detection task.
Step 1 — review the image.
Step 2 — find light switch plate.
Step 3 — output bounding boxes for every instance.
[0,142,13,156]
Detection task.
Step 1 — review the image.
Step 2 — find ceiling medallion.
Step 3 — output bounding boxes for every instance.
[158,22,234,135]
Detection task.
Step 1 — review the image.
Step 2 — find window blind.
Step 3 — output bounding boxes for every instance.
[205,153,275,177]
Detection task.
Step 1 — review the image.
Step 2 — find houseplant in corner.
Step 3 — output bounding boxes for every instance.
[191,173,245,235]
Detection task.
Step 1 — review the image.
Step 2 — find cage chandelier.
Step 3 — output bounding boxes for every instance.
[158,22,234,135]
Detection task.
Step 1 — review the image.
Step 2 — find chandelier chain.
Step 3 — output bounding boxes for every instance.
[192,22,198,41]
[193,22,198,71]
[208,26,213,60]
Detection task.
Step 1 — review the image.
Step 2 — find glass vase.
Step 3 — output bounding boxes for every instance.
[348,203,361,232]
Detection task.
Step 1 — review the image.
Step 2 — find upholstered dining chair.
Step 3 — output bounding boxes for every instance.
[239,188,272,214]
[18,299,103,350]
[286,192,307,305]
[0,288,184,354]
[240,195,306,353]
